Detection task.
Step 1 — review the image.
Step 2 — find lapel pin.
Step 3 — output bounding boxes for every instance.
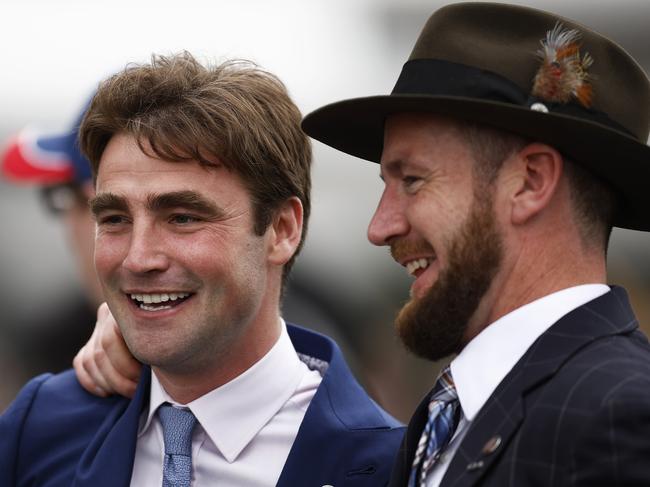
[481,435,502,455]
[466,460,485,471]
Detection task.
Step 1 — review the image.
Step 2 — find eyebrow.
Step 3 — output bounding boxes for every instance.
[90,190,225,219]
[90,193,129,216]
[379,158,404,180]
[147,191,225,218]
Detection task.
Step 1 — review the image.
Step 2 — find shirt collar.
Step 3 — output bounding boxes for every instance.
[140,319,307,462]
[451,284,610,422]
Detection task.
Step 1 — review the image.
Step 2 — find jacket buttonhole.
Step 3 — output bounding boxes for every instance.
[346,465,377,476]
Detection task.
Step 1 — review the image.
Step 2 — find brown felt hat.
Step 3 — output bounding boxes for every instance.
[302,2,650,231]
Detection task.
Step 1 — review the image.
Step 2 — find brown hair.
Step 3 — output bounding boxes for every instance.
[459,122,617,250]
[79,52,311,280]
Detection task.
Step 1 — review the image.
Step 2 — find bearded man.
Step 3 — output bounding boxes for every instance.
[303,2,650,486]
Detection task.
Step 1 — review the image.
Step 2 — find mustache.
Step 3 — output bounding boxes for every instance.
[390,239,436,263]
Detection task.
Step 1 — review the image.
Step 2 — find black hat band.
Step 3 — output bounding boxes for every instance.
[393,59,634,139]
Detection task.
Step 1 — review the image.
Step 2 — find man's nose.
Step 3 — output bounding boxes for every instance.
[122,223,170,274]
[367,188,409,246]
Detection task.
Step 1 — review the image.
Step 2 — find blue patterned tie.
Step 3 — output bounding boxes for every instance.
[408,365,460,487]
[158,403,197,487]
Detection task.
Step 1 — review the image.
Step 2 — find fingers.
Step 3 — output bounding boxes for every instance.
[73,302,142,399]
[73,324,111,397]
[96,318,140,398]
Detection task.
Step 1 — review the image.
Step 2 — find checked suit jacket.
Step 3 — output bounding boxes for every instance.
[389,286,650,487]
[1,324,405,487]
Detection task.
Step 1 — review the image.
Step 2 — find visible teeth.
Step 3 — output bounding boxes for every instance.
[405,258,432,276]
[140,304,172,312]
[130,292,190,303]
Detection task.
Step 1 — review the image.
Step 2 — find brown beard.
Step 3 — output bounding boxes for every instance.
[394,191,503,362]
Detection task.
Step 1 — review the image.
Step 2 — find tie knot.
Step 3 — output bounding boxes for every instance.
[158,403,197,456]
[430,365,457,405]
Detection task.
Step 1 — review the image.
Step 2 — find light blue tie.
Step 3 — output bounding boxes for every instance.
[158,403,197,487]
[408,365,460,487]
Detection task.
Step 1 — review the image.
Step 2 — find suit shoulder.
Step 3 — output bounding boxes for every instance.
[0,371,93,445]
[0,370,128,485]
[522,330,650,450]
[557,330,650,398]
[567,366,650,485]
[27,369,122,415]
[21,369,125,435]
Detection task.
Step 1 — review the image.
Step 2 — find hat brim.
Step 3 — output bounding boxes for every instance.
[1,130,76,185]
[302,94,650,232]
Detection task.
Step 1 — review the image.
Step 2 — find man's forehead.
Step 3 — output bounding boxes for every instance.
[96,157,227,193]
[380,117,476,180]
[98,133,225,174]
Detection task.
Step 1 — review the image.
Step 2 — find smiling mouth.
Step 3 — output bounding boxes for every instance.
[129,292,192,311]
[405,258,435,277]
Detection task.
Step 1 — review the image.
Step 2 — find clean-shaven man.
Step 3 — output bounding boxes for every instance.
[0,52,403,487]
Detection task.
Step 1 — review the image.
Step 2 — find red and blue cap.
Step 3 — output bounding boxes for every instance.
[1,101,92,185]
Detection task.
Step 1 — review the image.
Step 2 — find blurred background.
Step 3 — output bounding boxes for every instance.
[1,0,649,420]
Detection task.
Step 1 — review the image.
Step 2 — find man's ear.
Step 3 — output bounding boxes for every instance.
[267,196,303,266]
[508,143,564,226]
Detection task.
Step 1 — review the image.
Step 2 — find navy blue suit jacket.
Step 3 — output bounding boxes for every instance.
[389,287,650,486]
[1,324,404,486]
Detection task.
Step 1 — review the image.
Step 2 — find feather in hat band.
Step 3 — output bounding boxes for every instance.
[392,58,632,139]
[532,22,594,108]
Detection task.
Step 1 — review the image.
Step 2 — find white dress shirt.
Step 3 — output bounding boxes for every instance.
[130,320,323,487]
[425,284,610,486]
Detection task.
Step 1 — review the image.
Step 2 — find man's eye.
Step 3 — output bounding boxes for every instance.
[98,214,128,225]
[170,214,200,224]
[402,176,422,192]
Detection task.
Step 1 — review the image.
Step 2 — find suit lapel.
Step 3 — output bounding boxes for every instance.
[277,325,343,487]
[441,287,638,487]
[387,395,430,487]
[275,381,344,487]
[276,366,396,487]
[277,325,400,487]
[72,368,151,487]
